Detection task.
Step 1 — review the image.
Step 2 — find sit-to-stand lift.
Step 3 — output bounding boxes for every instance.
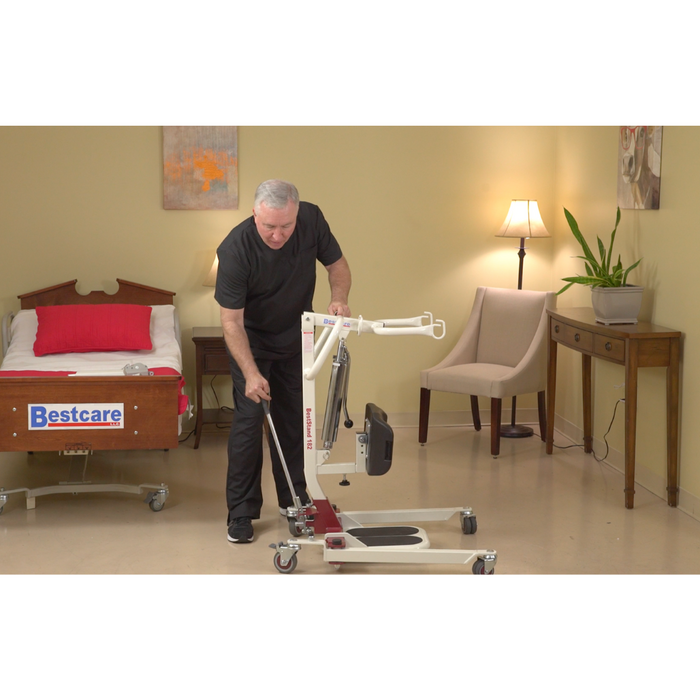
[268,311,497,574]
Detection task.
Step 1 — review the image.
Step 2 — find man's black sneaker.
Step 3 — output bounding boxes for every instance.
[227,517,254,543]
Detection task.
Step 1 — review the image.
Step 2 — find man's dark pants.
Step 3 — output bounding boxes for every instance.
[225,351,306,521]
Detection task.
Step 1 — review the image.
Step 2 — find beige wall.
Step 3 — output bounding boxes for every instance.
[0,125,557,412]
[1,125,697,511]
[553,126,700,511]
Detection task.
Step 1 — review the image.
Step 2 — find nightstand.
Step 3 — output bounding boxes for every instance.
[192,327,233,449]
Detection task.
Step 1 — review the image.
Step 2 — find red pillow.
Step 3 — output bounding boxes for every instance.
[33,304,153,356]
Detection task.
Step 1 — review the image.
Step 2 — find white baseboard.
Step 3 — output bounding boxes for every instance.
[551,413,700,522]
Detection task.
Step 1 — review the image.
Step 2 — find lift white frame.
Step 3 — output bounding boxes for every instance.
[269,311,497,574]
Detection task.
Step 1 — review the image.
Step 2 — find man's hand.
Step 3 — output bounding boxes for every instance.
[245,372,272,404]
[328,300,351,317]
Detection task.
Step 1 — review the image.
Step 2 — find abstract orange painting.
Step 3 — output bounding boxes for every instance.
[163,126,238,210]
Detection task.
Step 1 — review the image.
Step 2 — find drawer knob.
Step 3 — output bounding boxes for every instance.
[605,342,612,351]
[554,325,560,333]
[574,333,580,342]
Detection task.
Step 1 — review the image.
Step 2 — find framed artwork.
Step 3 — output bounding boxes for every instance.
[617,126,663,210]
[163,126,238,210]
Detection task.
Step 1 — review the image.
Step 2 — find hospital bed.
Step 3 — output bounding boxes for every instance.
[0,279,187,514]
[268,311,498,574]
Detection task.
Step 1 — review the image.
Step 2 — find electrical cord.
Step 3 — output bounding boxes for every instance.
[209,375,234,429]
[178,428,195,443]
[179,376,235,443]
[534,398,624,462]
[209,375,234,413]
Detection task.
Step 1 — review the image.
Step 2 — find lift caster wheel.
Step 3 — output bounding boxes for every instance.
[472,559,494,575]
[288,517,305,537]
[273,552,298,574]
[461,514,477,535]
[149,499,164,512]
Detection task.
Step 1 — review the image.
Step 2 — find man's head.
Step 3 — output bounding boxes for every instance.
[253,180,300,249]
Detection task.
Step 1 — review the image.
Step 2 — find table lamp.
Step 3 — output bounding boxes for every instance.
[495,199,551,438]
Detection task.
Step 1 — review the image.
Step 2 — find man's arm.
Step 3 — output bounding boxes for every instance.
[325,255,352,317]
[219,306,271,403]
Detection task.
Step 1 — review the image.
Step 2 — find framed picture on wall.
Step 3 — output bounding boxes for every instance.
[617,126,663,210]
[163,126,238,210]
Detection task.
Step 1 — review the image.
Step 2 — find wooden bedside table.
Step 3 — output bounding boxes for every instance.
[192,327,233,449]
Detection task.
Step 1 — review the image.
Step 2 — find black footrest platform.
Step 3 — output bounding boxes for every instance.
[346,526,423,547]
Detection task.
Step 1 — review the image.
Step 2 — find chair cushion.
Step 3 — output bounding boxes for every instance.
[425,363,539,399]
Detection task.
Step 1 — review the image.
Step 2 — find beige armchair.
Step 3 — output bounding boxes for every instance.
[419,286,556,456]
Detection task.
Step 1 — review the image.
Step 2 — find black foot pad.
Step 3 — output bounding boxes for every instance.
[346,526,423,547]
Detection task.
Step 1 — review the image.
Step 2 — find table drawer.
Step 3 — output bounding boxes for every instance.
[551,321,594,353]
[593,334,625,362]
[203,350,230,373]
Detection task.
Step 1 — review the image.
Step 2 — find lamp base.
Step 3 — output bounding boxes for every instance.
[500,424,534,438]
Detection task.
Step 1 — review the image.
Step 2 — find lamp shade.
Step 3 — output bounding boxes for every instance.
[495,200,550,239]
[203,254,219,287]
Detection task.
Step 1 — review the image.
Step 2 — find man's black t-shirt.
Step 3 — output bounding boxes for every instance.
[215,202,343,358]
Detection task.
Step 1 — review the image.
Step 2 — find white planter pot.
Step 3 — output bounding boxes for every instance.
[591,285,644,325]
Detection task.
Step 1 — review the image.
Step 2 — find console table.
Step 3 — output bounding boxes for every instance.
[545,308,681,509]
[192,327,233,449]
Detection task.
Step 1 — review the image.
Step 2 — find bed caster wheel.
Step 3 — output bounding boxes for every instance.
[273,551,298,574]
[460,512,477,534]
[472,559,494,575]
[146,490,167,512]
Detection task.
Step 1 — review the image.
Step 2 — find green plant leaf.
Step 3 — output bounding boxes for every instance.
[559,206,639,293]
[564,208,596,262]
[607,207,621,272]
[597,237,607,272]
[556,281,576,295]
[622,258,642,285]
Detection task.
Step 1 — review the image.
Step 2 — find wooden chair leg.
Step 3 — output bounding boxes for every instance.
[419,388,431,444]
[470,395,481,431]
[490,397,502,456]
[537,390,547,441]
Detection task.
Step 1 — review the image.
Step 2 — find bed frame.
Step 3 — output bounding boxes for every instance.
[0,279,182,512]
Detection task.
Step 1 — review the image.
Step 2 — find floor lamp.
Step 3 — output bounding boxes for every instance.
[495,199,551,438]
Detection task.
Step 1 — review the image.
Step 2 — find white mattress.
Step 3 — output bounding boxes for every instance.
[1,305,182,374]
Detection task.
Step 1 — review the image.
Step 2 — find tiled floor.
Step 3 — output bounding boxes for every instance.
[2,422,699,576]
[4,421,695,696]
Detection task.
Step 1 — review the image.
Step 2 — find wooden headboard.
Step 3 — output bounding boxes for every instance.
[18,279,176,310]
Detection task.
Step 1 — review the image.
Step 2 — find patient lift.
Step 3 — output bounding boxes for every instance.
[268,311,497,574]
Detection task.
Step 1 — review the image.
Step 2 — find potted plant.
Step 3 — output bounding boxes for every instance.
[558,207,643,324]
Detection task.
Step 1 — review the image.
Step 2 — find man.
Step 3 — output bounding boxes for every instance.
[215,180,351,543]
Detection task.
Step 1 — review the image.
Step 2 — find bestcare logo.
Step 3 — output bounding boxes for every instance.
[29,403,125,430]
